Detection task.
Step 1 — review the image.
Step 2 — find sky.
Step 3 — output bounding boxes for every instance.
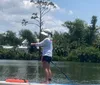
[0,0,100,35]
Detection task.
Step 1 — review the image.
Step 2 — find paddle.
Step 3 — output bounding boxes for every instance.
[51,61,75,84]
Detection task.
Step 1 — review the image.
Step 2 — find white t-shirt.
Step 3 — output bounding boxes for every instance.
[35,38,53,57]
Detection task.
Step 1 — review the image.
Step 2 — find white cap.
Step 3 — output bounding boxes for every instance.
[43,29,52,34]
[41,29,52,36]
[41,31,48,36]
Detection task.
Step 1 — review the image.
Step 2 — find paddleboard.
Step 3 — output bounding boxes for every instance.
[0,78,70,85]
[0,81,35,85]
[0,81,71,85]
[0,81,50,85]
[0,78,46,85]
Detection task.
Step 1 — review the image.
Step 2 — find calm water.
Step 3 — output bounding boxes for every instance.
[0,60,100,84]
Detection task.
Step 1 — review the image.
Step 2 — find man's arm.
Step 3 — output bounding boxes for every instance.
[31,39,46,47]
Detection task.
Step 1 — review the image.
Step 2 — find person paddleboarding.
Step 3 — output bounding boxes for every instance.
[31,29,53,84]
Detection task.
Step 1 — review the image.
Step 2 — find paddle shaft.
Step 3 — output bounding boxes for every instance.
[51,61,74,84]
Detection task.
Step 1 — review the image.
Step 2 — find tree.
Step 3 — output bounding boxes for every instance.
[4,30,21,46]
[0,33,6,45]
[22,0,56,41]
[53,31,70,56]
[62,16,99,46]
[91,16,97,30]
[19,29,36,44]
[22,0,56,58]
[87,16,98,45]
[63,19,87,44]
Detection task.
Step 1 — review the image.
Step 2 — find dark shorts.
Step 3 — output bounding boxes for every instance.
[42,56,52,63]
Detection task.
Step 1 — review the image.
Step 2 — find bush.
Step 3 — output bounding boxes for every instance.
[52,55,68,61]
[67,49,79,62]
[67,46,100,63]
[0,48,39,60]
[1,46,100,63]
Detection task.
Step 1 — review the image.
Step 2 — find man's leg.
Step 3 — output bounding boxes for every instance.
[47,62,52,81]
[42,61,52,84]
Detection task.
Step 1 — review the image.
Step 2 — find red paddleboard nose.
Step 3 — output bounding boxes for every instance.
[6,78,28,83]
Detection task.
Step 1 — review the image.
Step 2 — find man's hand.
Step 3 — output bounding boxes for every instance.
[31,43,36,46]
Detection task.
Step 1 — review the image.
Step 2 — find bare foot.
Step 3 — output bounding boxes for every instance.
[40,81,50,84]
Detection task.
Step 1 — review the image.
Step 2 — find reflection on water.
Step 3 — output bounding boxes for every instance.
[0,60,100,84]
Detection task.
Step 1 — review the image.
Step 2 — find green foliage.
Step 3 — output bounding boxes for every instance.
[19,29,36,44]
[0,48,39,60]
[63,19,87,42]
[0,29,37,46]
[62,16,98,46]
[91,16,97,30]
[86,16,98,45]
[52,55,67,61]
[67,46,100,63]
[0,31,21,46]
[0,15,100,63]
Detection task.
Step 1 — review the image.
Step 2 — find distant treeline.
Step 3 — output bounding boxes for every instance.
[0,15,100,62]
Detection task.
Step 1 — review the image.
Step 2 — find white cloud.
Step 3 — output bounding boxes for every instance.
[23,0,32,8]
[0,0,68,35]
[43,15,68,33]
